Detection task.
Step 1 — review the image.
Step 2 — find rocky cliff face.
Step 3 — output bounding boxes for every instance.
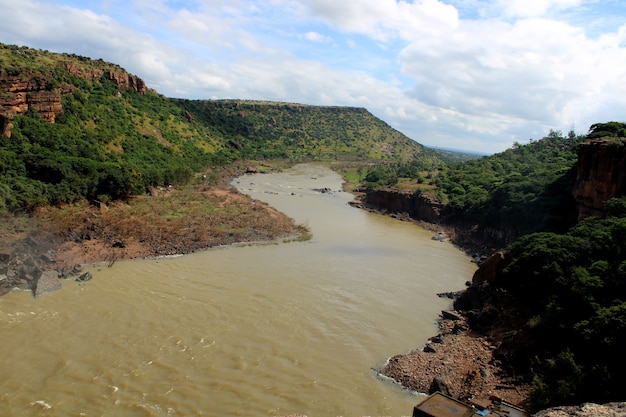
[63,62,148,94]
[0,63,149,137]
[0,76,65,135]
[573,138,626,221]
[361,188,442,223]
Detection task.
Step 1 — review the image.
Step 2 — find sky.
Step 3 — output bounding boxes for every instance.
[1,0,626,154]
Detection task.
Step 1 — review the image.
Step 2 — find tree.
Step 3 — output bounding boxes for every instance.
[587,122,626,139]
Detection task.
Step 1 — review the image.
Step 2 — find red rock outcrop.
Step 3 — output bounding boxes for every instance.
[62,62,147,94]
[1,62,149,137]
[472,251,506,284]
[0,76,64,131]
[573,138,626,221]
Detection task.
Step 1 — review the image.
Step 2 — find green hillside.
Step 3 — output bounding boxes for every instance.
[0,43,438,212]
[434,126,626,410]
[177,99,437,162]
[435,130,587,242]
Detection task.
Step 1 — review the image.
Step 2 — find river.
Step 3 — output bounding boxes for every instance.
[0,163,476,417]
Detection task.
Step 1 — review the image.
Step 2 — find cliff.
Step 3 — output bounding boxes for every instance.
[0,76,65,133]
[573,138,626,220]
[360,188,443,223]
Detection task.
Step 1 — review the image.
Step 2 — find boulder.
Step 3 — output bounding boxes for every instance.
[472,251,506,284]
[429,375,456,398]
[33,270,61,297]
[76,272,92,282]
[441,310,463,321]
[423,343,437,353]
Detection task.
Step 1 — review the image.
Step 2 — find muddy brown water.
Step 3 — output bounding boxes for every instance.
[0,164,476,417]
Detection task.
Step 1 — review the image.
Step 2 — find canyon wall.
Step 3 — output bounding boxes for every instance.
[0,76,65,135]
[362,138,626,255]
[362,188,443,224]
[573,138,626,221]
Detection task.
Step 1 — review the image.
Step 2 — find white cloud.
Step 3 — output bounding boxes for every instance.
[496,0,582,18]
[1,0,626,153]
[302,31,331,42]
[289,0,458,41]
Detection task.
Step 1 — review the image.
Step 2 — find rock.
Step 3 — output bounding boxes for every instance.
[0,76,63,123]
[454,282,493,311]
[39,250,56,263]
[472,251,506,284]
[76,272,92,282]
[363,188,442,223]
[429,375,456,398]
[312,187,333,194]
[423,343,437,353]
[573,138,626,221]
[34,270,61,297]
[437,290,462,299]
[534,402,626,417]
[441,310,463,321]
[1,59,150,137]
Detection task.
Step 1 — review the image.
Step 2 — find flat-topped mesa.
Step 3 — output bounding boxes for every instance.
[573,138,626,221]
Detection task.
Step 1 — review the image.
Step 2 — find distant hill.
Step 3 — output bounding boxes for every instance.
[432,147,486,164]
[0,43,440,212]
[176,99,438,163]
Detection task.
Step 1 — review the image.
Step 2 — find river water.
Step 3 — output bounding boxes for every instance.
[0,164,475,417]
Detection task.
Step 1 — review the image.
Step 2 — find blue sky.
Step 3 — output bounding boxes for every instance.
[1,0,625,154]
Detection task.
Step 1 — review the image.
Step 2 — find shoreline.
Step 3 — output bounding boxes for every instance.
[0,164,308,297]
[378,310,531,407]
[349,190,532,408]
[2,164,530,409]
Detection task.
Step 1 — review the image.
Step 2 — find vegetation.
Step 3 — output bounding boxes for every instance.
[434,130,587,241]
[499,204,626,410]
[0,43,431,213]
[356,121,626,410]
[586,121,626,139]
[5,42,626,412]
[361,129,586,243]
[37,167,309,260]
[432,147,485,164]
[176,99,440,163]
[433,122,626,410]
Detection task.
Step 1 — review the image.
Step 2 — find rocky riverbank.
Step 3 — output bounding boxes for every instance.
[380,309,531,406]
[350,190,534,407]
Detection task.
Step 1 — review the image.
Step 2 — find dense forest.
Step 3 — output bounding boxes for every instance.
[435,130,586,242]
[501,205,626,410]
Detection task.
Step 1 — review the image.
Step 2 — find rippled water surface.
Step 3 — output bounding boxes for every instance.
[0,164,475,417]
